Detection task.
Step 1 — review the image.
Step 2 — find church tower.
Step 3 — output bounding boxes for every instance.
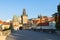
[21,8,28,24]
[53,3,60,29]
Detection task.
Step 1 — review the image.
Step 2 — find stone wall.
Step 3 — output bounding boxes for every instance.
[0,30,11,40]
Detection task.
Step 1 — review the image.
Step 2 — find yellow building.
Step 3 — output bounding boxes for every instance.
[2,22,10,30]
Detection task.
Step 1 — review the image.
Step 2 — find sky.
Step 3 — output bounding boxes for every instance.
[0,0,60,21]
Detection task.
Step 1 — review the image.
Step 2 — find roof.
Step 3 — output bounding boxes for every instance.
[0,20,3,24]
[3,22,10,25]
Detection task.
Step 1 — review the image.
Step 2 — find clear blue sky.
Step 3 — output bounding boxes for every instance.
[0,0,60,20]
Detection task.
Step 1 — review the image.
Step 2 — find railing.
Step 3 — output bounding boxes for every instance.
[0,30,11,40]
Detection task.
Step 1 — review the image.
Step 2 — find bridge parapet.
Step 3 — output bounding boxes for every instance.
[0,30,11,40]
[0,30,11,36]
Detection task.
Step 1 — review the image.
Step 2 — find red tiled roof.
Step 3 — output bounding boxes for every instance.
[3,22,10,25]
[0,20,3,24]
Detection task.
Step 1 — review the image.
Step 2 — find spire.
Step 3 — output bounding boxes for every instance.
[23,8,26,15]
[57,3,60,12]
[21,8,28,16]
[58,3,60,7]
[38,15,40,18]
[59,3,60,5]
[38,14,42,18]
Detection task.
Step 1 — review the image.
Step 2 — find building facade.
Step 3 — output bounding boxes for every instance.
[12,9,28,30]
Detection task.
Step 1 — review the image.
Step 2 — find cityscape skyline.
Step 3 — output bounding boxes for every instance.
[0,0,60,21]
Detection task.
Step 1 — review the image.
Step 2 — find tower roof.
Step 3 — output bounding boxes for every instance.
[57,3,60,12]
[58,3,60,7]
[59,3,60,5]
[38,14,42,18]
[22,8,28,16]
